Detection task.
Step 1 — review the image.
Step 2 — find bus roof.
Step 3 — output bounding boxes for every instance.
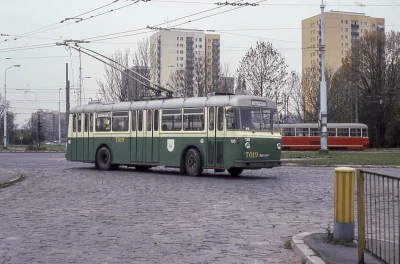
[70,95,278,114]
[280,123,368,129]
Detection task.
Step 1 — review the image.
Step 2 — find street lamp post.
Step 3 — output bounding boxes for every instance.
[80,76,91,105]
[3,64,20,148]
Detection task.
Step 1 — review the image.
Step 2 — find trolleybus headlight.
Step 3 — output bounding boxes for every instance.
[245,142,251,150]
[277,143,282,150]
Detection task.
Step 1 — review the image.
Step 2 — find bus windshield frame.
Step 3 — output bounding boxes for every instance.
[226,107,279,132]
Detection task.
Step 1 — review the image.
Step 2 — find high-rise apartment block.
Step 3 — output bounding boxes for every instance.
[302,11,385,70]
[150,29,220,96]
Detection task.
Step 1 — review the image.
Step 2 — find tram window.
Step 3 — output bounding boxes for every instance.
[350,128,361,137]
[96,112,111,132]
[138,111,143,131]
[217,107,223,131]
[328,128,336,136]
[154,110,159,131]
[209,108,214,131]
[112,111,129,132]
[296,128,309,136]
[337,128,349,136]
[310,128,321,136]
[362,129,367,137]
[162,109,182,131]
[89,114,93,132]
[132,111,137,131]
[282,128,295,136]
[183,108,204,131]
[147,110,152,131]
[78,114,82,132]
[84,114,88,132]
[73,115,77,132]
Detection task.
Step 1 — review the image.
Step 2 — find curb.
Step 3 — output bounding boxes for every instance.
[291,232,325,264]
[0,168,24,188]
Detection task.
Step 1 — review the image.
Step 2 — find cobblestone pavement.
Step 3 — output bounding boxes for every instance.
[1,153,399,264]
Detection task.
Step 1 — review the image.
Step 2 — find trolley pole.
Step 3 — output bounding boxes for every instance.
[66,63,70,138]
[319,0,329,154]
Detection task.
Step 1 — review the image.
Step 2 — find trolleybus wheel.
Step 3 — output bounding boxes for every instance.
[185,148,202,176]
[96,147,112,170]
[228,167,243,177]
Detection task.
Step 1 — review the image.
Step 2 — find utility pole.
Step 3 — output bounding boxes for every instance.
[59,88,61,142]
[37,113,40,146]
[66,63,70,139]
[319,0,329,154]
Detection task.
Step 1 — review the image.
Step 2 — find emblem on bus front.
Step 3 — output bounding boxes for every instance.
[167,139,175,152]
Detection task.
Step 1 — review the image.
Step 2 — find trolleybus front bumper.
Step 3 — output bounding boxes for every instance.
[232,159,282,169]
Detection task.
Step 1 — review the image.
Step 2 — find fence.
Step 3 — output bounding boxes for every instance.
[357,170,399,264]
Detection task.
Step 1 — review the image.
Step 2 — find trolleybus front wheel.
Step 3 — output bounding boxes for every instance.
[185,148,203,176]
[228,167,243,177]
[96,147,113,170]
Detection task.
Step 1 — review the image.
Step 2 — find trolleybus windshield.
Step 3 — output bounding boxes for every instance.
[226,107,279,131]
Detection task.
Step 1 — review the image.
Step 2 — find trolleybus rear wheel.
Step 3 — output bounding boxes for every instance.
[96,147,112,170]
[228,167,243,177]
[185,148,202,176]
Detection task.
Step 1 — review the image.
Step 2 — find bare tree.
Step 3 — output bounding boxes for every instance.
[237,41,288,103]
[97,37,153,102]
[194,57,206,97]
[167,68,190,97]
[220,62,234,93]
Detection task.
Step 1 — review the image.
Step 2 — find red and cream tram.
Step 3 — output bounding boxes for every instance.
[280,123,369,150]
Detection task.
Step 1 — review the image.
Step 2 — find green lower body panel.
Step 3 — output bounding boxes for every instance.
[66,136,282,170]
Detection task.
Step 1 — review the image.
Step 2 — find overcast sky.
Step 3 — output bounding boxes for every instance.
[0,0,399,125]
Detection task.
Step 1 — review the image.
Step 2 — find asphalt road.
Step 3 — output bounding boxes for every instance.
[1,153,399,263]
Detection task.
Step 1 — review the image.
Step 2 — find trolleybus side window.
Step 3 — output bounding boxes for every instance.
[162,109,182,131]
[147,110,152,131]
[296,128,309,136]
[350,128,361,137]
[112,111,129,132]
[183,108,204,131]
[131,110,136,131]
[78,114,82,132]
[73,114,77,132]
[226,108,240,130]
[261,108,272,131]
[154,110,159,131]
[89,113,93,132]
[328,128,336,136]
[217,107,223,131]
[96,112,111,132]
[84,114,88,132]
[209,107,214,131]
[138,111,143,131]
[338,128,349,137]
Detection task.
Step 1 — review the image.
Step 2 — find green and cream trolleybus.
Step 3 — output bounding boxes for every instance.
[66,92,282,176]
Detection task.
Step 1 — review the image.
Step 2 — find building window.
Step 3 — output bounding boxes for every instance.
[195,38,197,41]
[180,57,183,60]
[341,35,343,40]
[345,43,348,48]
[177,44,179,47]
[342,43,344,47]
[180,50,183,54]
[341,50,344,55]
[199,38,202,41]
[345,50,349,55]
[345,20,348,24]
[208,46,211,49]
[345,35,348,40]
[364,22,368,26]
[195,44,197,48]
[177,57,179,60]
[199,45,202,48]
[372,23,376,28]
[341,27,343,32]
[208,39,211,43]
[177,37,179,41]
[180,44,183,47]
[180,64,183,67]
[365,29,368,34]
[345,28,348,32]
[341,20,343,24]
[177,50,179,53]
[180,37,183,41]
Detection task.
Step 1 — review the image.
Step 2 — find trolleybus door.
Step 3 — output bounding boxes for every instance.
[71,114,78,161]
[130,110,137,162]
[83,113,90,161]
[136,110,145,163]
[152,110,160,163]
[215,107,225,168]
[206,107,216,167]
[78,114,84,161]
[88,113,94,161]
[145,110,153,163]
